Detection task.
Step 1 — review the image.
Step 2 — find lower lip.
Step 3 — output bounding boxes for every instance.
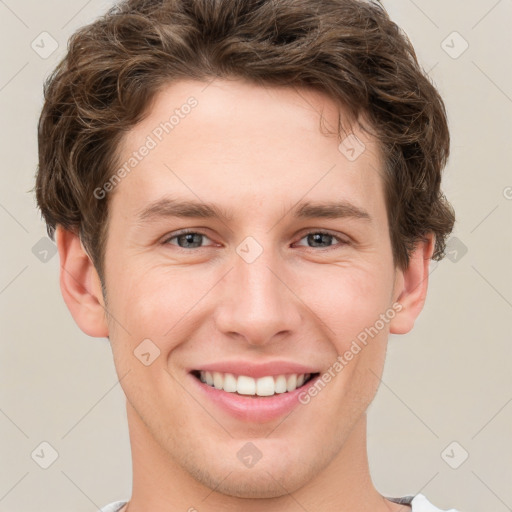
[188,373,320,423]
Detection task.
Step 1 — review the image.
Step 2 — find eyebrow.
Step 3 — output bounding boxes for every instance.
[135,197,372,225]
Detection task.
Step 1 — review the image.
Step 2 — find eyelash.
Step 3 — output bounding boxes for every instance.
[162,229,350,252]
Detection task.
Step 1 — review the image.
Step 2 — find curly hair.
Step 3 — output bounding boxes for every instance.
[34,0,455,287]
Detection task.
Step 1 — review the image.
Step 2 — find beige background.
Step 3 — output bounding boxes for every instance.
[1,1,511,511]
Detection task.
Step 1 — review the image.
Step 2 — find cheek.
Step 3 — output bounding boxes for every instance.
[105,270,187,412]
[299,262,394,346]
[107,264,222,369]
[105,268,175,365]
[110,264,196,333]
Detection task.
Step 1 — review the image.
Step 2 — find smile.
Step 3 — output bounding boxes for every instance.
[191,370,319,397]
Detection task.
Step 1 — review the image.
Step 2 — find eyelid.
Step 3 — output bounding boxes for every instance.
[293,229,350,249]
[294,227,350,242]
[162,228,216,246]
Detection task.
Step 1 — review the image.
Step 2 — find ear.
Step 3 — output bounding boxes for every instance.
[389,233,435,335]
[55,225,109,338]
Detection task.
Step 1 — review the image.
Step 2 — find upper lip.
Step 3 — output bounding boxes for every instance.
[190,360,321,379]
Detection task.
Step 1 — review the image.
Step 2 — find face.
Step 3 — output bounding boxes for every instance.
[93,79,405,497]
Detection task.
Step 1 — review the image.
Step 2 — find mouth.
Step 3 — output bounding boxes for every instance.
[190,370,320,398]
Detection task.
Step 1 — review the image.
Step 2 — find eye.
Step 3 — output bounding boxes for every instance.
[162,229,349,251]
[294,231,348,250]
[163,230,214,249]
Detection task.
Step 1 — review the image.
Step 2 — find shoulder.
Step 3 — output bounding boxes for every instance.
[99,501,128,512]
[410,493,461,512]
[388,493,461,512]
[101,495,462,512]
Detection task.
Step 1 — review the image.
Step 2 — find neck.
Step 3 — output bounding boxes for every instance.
[122,400,401,512]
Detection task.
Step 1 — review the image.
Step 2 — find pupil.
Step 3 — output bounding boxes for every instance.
[180,233,201,248]
[310,233,329,247]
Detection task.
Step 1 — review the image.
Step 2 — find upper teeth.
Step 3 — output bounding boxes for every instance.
[199,371,311,396]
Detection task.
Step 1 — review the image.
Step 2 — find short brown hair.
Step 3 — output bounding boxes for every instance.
[34,0,455,288]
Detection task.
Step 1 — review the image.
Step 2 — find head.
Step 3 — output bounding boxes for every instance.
[34,0,455,499]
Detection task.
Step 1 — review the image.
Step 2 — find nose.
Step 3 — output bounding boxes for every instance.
[213,242,302,346]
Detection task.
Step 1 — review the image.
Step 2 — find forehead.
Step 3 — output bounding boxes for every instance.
[111,79,386,224]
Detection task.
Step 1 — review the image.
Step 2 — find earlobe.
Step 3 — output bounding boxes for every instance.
[389,233,435,335]
[56,225,109,338]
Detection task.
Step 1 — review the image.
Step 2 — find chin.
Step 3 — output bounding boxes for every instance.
[191,462,311,499]
[178,439,327,500]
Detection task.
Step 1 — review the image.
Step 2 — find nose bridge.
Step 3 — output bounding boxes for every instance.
[214,236,300,345]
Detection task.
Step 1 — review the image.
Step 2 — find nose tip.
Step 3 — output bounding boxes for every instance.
[213,250,302,346]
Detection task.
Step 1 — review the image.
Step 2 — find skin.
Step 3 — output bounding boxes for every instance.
[57,78,434,511]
